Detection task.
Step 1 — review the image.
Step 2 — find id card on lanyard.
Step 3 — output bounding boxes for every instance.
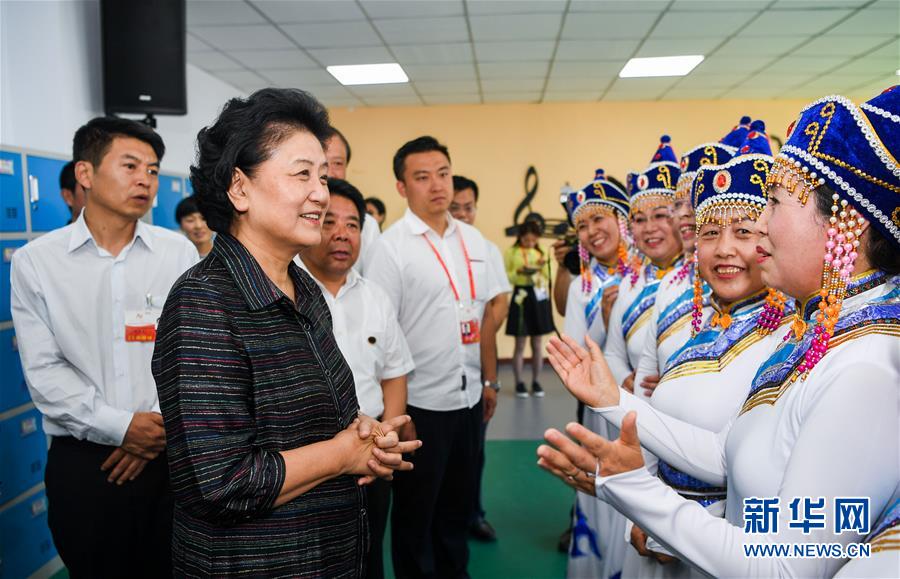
[423,233,480,345]
[125,293,162,342]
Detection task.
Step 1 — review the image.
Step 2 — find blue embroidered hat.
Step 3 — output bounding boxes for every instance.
[767,88,900,248]
[676,137,738,200]
[739,120,773,156]
[693,128,774,228]
[720,115,752,148]
[631,135,681,215]
[566,168,630,223]
[651,134,678,163]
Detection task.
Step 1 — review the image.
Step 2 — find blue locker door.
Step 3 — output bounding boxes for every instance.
[152,174,184,231]
[26,155,71,232]
[0,151,26,233]
[1,240,26,323]
[184,176,194,195]
[0,408,47,504]
[0,490,57,579]
[0,329,28,413]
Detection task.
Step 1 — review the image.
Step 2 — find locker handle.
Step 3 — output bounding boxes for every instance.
[28,174,40,207]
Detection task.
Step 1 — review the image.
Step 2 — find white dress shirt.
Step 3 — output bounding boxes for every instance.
[10,212,199,446]
[355,213,381,277]
[365,209,505,411]
[298,260,414,418]
[486,240,511,302]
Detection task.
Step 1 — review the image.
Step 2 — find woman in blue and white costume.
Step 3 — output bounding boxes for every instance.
[604,135,684,394]
[621,125,796,579]
[562,169,633,579]
[631,119,749,399]
[540,88,900,578]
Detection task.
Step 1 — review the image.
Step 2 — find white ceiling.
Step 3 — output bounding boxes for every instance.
[186,0,900,107]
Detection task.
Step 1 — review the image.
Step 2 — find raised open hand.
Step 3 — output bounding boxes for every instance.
[537,411,644,493]
[546,334,619,408]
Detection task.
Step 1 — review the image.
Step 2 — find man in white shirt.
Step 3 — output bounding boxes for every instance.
[298,177,414,579]
[366,136,505,578]
[450,174,512,542]
[11,117,199,577]
[324,125,380,275]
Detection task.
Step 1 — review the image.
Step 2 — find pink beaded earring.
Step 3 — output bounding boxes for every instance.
[791,195,861,382]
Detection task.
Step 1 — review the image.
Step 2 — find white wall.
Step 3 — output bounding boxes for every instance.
[0,0,244,173]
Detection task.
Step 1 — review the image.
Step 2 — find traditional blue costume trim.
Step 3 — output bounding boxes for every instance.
[621,257,685,340]
[742,273,899,413]
[656,283,709,344]
[585,265,621,328]
[867,497,900,545]
[657,461,727,507]
[662,291,782,376]
[622,282,660,341]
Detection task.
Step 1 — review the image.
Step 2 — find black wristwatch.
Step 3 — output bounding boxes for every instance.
[483,380,501,392]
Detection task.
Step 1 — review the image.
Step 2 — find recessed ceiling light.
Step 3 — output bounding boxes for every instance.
[327,63,408,86]
[619,55,705,78]
[895,68,900,76]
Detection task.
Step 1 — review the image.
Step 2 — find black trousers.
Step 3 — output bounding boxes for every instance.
[469,419,488,524]
[391,401,482,579]
[44,437,173,579]
[366,477,391,579]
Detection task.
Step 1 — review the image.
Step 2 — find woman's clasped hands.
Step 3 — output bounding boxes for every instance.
[339,414,422,485]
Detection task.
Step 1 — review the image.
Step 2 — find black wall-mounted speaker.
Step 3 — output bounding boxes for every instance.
[101,0,187,116]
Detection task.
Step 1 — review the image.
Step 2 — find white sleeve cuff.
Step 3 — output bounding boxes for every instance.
[90,406,134,447]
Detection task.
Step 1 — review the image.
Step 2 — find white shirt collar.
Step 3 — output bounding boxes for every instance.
[402,208,457,238]
[67,210,155,254]
[296,255,361,299]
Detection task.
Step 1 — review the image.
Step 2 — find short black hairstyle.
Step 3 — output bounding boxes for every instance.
[324,126,352,164]
[365,196,386,217]
[72,116,165,168]
[327,178,366,231]
[190,88,331,233]
[452,175,479,201]
[59,161,76,192]
[392,135,450,182]
[175,195,202,225]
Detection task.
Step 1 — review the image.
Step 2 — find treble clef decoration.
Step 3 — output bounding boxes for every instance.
[505,165,543,236]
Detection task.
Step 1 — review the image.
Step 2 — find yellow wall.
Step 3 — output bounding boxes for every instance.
[330,98,811,358]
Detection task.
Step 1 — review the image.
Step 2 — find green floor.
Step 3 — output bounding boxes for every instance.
[50,440,570,579]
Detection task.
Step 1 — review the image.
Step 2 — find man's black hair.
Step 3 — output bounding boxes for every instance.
[59,161,76,192]
[365,196,386,217]
[72,116,165,167]
[175,195,202,225]
[392,135,450,182]
[324,126,352,164]
[327,178,366,231]
[452,175,479,202]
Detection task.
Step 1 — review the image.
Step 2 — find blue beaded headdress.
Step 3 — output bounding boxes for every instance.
[631,135,681,216]
[767,88,900,248]
[720,115,752,148]
[692,124,773,229]
[676,121,743,199]
[566,168,630,223]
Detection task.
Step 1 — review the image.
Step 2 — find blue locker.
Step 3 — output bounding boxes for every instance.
[0,408,47,504]
[0,329,28,413]
[0,490,57,579]
[0,151,26,233]
[26,155,71,232]
[184,176,194,195]
[152,174,184,231]
[1,240,26,323]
